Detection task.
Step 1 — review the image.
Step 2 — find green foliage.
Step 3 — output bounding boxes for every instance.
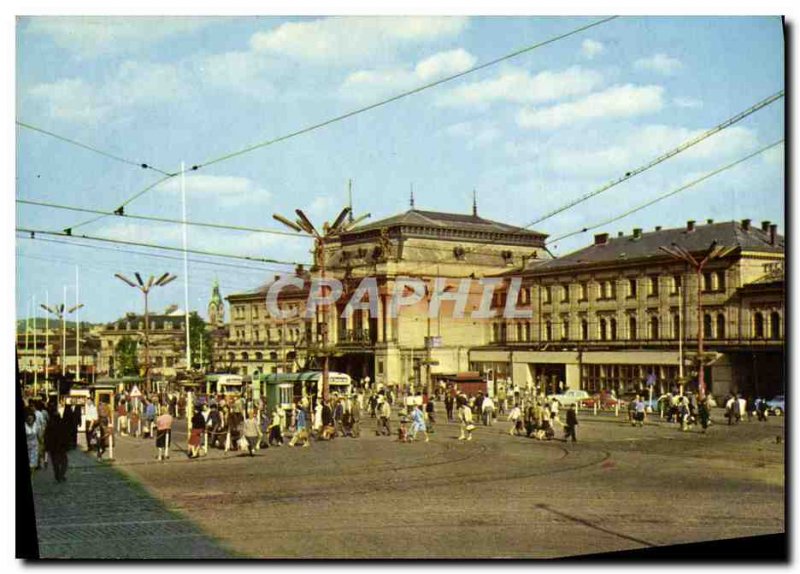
[189,312,211,369]
[115,336,140,377]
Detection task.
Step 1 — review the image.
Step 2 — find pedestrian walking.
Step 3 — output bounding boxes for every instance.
[376,397,391,436]
[44,408,69,483]
[698,396,711,432]
[188,406,205,458]
[632,396,646,427]
[243,411,261,456]
[269,407,284,446]
[84,399,98,451]
[458,404,475,441]
[564,404,578,443]
[289,405,311,447]
[410,404,430,442]
[155,407,173,461]
[425,398,435,434]
[25,412,40,473]
[482,396,495,426]
[351,395,362,438]
[507,404,522,436]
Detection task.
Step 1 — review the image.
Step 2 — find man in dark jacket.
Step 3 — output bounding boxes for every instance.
[564,404,578,443]
[45,408,70,482]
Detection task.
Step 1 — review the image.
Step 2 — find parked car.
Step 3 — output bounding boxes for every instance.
[547,389,591,407]
[766,395,784,416]
[583,393,627,410]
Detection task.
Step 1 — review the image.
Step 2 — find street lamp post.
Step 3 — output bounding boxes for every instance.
[115,272,178,394]
[273,206,369,403]
[659,241,737,399]
[41,298,84,387]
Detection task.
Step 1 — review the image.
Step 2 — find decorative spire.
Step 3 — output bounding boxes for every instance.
[347,179,354,222]
[472,189,478,216]
[410,183,415,209]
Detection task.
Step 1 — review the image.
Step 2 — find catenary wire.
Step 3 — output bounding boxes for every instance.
[16,227,304,267]
[16,120,173,176]
[59,16,619,233]
[17,198,311,238]
[546,139,785,245]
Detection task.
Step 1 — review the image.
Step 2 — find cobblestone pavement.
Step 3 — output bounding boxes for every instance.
[32,408,785,558]
[30,449,232,559]
[107,408,784,558]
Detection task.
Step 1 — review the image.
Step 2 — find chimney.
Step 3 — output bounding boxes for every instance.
[741,219,751,231]
[769,224,778,245]
[761,220,771,232]
[655,226,662,231]
[594,232,609,245]
[687,220,696,232]
[706,219,714,225]
[632,228,642,239]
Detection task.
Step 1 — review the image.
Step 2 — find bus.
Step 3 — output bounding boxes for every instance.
[204,374,244,397]
[257,371,352,413]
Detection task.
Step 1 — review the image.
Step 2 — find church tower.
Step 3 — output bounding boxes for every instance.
[208,279,225,328]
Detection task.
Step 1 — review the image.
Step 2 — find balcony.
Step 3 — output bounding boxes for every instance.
[337,329,376,347]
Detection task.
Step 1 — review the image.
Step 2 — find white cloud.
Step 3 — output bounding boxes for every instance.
[436,66,603,108]
[308,195,334,217]
[581,39,604,59]
[762,143,784,166]
[341,49,476,100]
[516,84,664,130]
[161,175,272,206]
[23,16,216,58]
[442,121,500,148]
[635,53,683,75]
[250,16,469,64]
[27,61,187,124]
[673,96,703,109]
[198,50,276,99]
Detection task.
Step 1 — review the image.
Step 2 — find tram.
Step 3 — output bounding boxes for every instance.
[257,371,352,413]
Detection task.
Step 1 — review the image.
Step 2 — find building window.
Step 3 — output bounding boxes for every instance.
[610,318,617,341]
[770,312,781,339]
[164,321,173,330]
[492,323,500,342]
[241,352,249,361]
[543,285,552,304]
[703,272,714,292]
[579,282,588,302]
[227,352,235,362]
[716,314,726,339]
[544,321,552,341]
[255,352,263,361]
[649,316,659,340]
[629,316,637,340]
[628,278,637,299]
[754,312,765,338]
[648,276,659,297]
[599,318,608,341]
[704,314,713,339]
[561,285,570,303]
[716,271,726,292]
[672,275,682,295]
[561,318,570,341]
[672,313,680,340]
[252,306,258,319]
[270,351,278,361]
[516,323,524,341]
[580,319,589,340]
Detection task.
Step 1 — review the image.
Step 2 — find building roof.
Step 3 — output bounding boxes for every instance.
[227,277,310,301]
[344,209,547,241]
[527,220,783,274]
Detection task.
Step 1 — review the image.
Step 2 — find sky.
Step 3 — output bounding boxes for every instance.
[14,15,785,324]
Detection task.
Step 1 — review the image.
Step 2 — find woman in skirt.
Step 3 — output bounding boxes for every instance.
[188,406,205,458]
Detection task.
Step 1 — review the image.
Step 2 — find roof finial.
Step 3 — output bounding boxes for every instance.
[472,188,478,217]
[348,179,354,222]
[410,183,415,209]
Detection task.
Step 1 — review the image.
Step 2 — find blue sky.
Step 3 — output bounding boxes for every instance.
[15,16,785,323]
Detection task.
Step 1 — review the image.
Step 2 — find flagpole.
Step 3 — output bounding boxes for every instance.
[182,161,191,372]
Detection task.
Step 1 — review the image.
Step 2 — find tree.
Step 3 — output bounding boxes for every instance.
[115,336,140,377]
[189,312,211,370]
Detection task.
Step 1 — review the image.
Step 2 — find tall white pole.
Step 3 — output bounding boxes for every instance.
[62,286,67,377]
[45,291,49,394]
[33,295,38,394]
[182,161,192,371]
[25,299,30,352]
[76,266,80,382]
[678,284,684,393]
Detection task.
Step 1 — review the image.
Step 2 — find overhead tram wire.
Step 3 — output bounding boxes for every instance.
[193,16,619,172]
[546,139,785,246]
[17,198,311,238]
[16,234,294,275]
[406,89,785,276]
[16,227,303,267]
[60,16,619,233]
[16,121,173,177]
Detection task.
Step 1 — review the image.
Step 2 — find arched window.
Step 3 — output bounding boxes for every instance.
[672,313,680,340]
[754,312,765,338]
[649,316,659,340]
[255,352,263,361]
[241,352,249,361]
[599,318,608,340]
[269,351,278,361]
[227,352,235,362]
[703,314,713,339]
[716,271,726,292]
[629,317,637,340]
[561,320,570,340]
[610,318,617,340]
[516,323,524,341]
[544,321,552,341]
[716,314,726,339]
[581,319,589,340]
[770,312,781,339]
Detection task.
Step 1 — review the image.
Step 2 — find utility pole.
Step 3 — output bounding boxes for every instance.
[660,242,737,399]
[44,291,49,394]
[678,284,684,394]
[181,161,192,372]
[75,266,80,382]
[41,292,82,387]
[273,204,370,402]
[33,295,38,394]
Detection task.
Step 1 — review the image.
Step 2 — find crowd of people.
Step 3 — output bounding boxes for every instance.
[23,381,781,483]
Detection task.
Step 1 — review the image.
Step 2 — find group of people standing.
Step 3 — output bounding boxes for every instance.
[23,399,71,483]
